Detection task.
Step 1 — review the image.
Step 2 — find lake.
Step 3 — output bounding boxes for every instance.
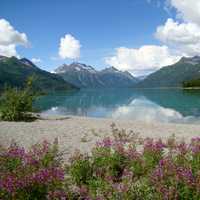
[35,88,200,124]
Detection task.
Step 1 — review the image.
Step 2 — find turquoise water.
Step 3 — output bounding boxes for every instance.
[35,88,200,124]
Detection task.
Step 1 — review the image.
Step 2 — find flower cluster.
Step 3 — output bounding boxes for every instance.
[1,129,200,200]
[0,139,66,199]
[69,130,200,200]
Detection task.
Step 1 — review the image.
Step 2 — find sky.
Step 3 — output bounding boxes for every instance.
[0,0,200,76]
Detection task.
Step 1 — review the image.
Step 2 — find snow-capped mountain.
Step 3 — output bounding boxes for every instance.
[55,62,138,88]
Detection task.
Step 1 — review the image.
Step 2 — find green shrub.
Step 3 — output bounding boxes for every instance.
[67,127,200,200]
[183,79,200,88]
[69,154,93,185]
[0,77,37,121]
[2,126,200,199]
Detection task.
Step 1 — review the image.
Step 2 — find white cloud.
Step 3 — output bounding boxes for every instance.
[155,18,200,56]
[31,58,42,64]
[112,98,198,123]
[58,34,81,59]
[169,0,200,25]
[0,19,28,46]
[0,44,18,57]
[112,98,183,123]
[105,1,200,76]
[105,45,180,76]
[0,19,29,57]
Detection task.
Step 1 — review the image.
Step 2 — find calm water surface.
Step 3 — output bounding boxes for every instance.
[35,88,200,124]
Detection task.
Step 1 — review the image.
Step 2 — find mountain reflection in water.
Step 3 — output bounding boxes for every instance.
[35,88,200,124]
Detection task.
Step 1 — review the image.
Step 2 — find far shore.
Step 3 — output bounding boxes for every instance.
[0,115,200,158]
[133,86,200,90]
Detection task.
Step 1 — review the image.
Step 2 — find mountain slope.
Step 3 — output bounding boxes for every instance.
[98,67,138,88]
[0,56,77,92]
[55,63,104,88]
[55,63,138,88]
[134,56,200,88]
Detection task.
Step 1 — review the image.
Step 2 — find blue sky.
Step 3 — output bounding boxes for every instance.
[0,0,199,76]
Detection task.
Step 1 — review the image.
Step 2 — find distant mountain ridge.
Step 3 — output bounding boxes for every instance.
[3,55,200,91]
[134,56,200,88]
[55,62,138,88]
[0,56,77,92]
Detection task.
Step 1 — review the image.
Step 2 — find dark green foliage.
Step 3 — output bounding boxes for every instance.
[183,79,200,88]
[0,77,36,121]
[70,157,93,185]
[0,56,77,93]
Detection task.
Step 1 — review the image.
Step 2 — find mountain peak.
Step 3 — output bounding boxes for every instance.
[0,55,8,61]
[70,62,96,72]
[0,56,36,67]
[101,66,119,73]
[55,63,138,88]
[20,58,36,67]
[179,56,200,65]
[55,62,97,74]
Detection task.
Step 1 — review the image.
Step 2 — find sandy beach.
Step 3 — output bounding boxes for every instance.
[0,115,200,157]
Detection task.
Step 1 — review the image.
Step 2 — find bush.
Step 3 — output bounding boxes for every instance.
[0,77,37,121]
[68,129,200,200]
[1,128,200,199]
[0,139,66,200]
[183,79,200,88]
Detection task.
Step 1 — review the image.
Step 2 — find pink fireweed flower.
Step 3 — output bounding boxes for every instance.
[151,167,164,182]
[191,137,200,143]
[113,142,125,155]
[6,145,26,160]
[191,145,200,154]
[102,137,112,148]
[190,137,200,154]
[125,146,141,160]
[29,140,51,161]
[1,173,34,193]
[151,158,176,183]
[177,142,188,155]
[78,185,89,197]
[33,168,64,184]
[122,168,133,179]
[1,174,16,193]
[42,140,50,154]
[144,138,166,155]
[176,167,195,186]
[158,158,173,167]
[160,187,178,200]
[96,137,112,148]
[105,175,114,183]
[24,153,39,166]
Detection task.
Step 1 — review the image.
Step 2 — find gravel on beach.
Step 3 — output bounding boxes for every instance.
[0,115,200,158]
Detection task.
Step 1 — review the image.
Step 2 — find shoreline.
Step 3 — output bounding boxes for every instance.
[0,115,200,157]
